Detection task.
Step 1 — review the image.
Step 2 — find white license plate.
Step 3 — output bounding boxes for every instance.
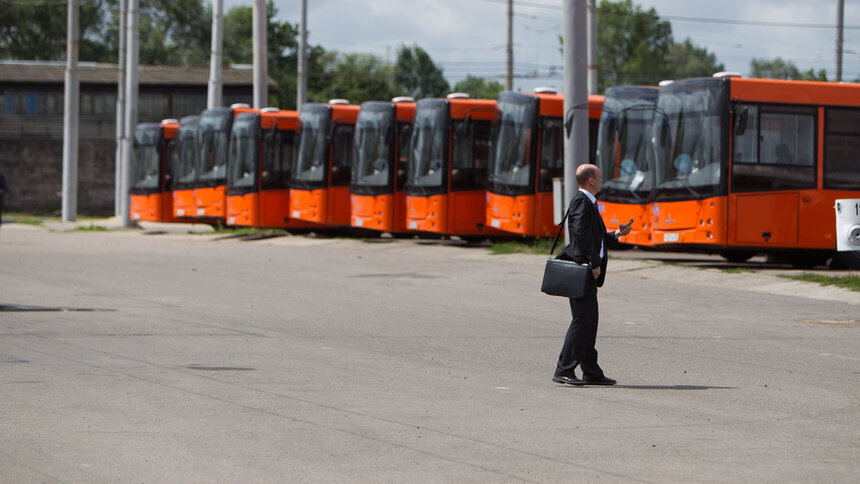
[292,210,301,218]
[177,209,185,216]
[409,221,417,229]
[197,208,205,216]
[133,213,140,220]
[228,217,235,225]
[490,219,501,228]
[355,219,363,227]
[663,233,679,242]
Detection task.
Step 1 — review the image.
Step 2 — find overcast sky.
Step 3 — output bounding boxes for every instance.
[231,0,860,92]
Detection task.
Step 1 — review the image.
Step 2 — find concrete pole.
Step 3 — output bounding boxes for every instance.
[297,0,308,110]
[505,0,513,90]
[562,0,588,244]
[114,0,127,216]
[208,0,224,109]
[62,0,80,222]
[120,0,139,227]
[836,0,844,82]
[252,0,268,108]
[587,0,597,94]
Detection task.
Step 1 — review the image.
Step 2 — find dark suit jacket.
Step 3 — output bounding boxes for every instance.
[558,190,615,287]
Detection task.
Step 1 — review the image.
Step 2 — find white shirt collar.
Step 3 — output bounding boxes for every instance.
[579,188,596,205]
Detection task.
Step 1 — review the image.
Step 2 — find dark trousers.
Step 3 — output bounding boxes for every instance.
[555,282,604,379]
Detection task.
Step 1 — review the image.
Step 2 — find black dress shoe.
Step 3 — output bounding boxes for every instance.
[581,375,616,385]
[552,375,584,385]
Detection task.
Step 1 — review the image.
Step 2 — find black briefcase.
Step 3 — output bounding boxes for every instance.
[540,204,590,298]
[541,257,590,298]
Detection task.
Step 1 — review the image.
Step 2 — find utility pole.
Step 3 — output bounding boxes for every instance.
[252,0,268,108]
[587,0,597,94]
[120,0,139,227]
[114,0,127,216]
[836,0,844,82]
[208,0,224,109]
[506,0,513,90]
[562,0,588,244]
[62,0,80,222]
[297,0,308,110]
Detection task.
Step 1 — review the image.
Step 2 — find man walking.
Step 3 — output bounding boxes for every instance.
[552,164,630,386]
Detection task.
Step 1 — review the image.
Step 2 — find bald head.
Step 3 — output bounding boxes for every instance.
[576,164,602,189]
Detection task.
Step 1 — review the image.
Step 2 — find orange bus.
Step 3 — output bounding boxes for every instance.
[649,74,860,268]
[193,104,256,222]
[404,94,505,238]
[225,108,318,228]
[595,85,658,246]
[170,115,200,219]
[349,97,415,232]
[486,89,604,237]
[290,100,360,226]
[130,119,178,222]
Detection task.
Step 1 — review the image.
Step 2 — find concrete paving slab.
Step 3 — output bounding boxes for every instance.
[0,224,857,483]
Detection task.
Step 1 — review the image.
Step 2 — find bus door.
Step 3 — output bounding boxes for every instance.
[291,100,360,226]
[729,103,816,249]
[595,86,658,246]
[194,104,255,222]
[130,121,176,222]
[350,98,415,232]
[171,115,200,219]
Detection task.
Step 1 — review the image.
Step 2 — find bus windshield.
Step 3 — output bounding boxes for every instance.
[293,107,330,186]
[406,101,448,194]
[132,125,161,191]
[172,120,199,190]
[196,109,232,187]
[488,93,537,193]
[651,79,727,201]
[227,115,259,192]
[597,87,657,202]
[352,104,394,190]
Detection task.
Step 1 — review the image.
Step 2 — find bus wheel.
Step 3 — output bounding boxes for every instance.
[720,250,756,263]
[789,251,828,269]
[831,251,860,270]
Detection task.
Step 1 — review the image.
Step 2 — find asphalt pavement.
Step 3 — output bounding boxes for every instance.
[0,220,858,483]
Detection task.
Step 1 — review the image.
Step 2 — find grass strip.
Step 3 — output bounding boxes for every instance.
[778,274,860,292]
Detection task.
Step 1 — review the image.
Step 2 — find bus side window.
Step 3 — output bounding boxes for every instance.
[824,107,860,190]
[451,119,490,191]
[331,125,353,186]
[397,123,411,190]
[537,118,563,193]
[732,105,816,192]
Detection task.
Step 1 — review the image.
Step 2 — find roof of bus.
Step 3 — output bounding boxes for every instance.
[666,76,860,108]
[261,109,299,130]
[728,77,860,107]
[448,98,496,120]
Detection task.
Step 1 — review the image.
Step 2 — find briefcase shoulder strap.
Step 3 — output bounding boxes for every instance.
[548,203,572,257]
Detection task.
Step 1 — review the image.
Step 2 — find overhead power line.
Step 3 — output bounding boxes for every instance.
[662,15,860,30]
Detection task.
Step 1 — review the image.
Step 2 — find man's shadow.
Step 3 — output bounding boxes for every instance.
[562,384,736,390]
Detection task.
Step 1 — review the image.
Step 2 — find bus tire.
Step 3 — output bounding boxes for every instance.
[831,251,860,270]
[720,250,756,263]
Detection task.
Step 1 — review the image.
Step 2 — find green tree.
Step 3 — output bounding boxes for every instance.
[664,39,725,80]
[452,75,504,100]
[311,52,397,105]
[0,0,110,62]
[596,0,672,90]
[750,57,827,81]
[393,45,449,99]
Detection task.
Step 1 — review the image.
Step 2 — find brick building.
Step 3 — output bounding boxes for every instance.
[0,61,265,214]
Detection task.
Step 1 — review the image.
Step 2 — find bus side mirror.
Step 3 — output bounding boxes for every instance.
[735,107,748,136]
